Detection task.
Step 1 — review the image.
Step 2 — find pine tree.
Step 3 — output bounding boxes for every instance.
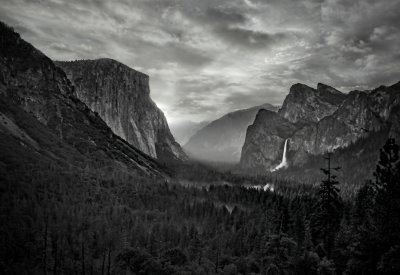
[262,233,297,274]
[346,138,400,274]
[373,138,400,214]
[312,153,342,259]
[372,138,400,273]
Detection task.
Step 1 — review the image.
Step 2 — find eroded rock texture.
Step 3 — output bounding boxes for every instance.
[240,110,296,169]
[278,83,346,124]
[240,82,400,171]
[0,22,164,176]
[56,59,186,162]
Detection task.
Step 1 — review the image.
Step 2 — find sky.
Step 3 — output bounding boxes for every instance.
[1,0,400,124]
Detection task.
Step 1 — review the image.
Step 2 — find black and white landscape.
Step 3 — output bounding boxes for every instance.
[1,1,400,274]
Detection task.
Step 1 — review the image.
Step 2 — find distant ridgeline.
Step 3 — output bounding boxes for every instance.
[240,82,400,186]
[184,103,279,163]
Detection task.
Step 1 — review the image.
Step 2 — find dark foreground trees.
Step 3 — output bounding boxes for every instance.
[0,156,316,274]
[1,138,399,274]
[346,138,400,274]
[312,153,343,259]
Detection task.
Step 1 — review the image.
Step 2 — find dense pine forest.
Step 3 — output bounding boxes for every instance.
[2,0,400,272]
[1,138,399,275]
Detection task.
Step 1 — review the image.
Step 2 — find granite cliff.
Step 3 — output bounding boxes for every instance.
[0,22,164,177]
[240,109,296,169]
[240,82,400,179]
[184,103,278,163]
[278,83,346,124]
[56,59,186,162]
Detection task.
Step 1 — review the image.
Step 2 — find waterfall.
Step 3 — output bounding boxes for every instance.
[271,138,289,172]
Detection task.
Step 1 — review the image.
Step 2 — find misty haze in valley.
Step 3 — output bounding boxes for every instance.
[1,1,400,274]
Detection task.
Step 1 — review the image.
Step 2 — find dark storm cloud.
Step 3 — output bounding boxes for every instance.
[0,0,399,123]
[205,7,248,24]
[118,37,213,68]
[215,27,292,50]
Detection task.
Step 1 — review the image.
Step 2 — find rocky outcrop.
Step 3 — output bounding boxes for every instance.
[56,59,186,162]
[278,83,346,124]
[240,110,297,169]
[184,103,278,163]
[240,82,400,173]
[0,21,164,176]
[289,90,383,161]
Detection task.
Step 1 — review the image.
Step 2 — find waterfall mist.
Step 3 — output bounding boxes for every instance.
[271,139,289,172]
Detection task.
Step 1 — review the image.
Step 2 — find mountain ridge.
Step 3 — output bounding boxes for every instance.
[170,120,210,144]
[278,83,347,125]
[240,81,400,183]
[184,103,279,163]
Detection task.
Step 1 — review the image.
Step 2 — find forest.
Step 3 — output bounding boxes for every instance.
[1,138,399,275]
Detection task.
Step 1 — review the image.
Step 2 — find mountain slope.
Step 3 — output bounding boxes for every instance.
[169,120,209,145]
[184,103,278,163]
[0,21,165,177]
[55,59,186,162]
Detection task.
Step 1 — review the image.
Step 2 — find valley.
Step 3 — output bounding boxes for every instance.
[1,17,400,275]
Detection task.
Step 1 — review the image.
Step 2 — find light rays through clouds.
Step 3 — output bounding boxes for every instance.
[1,0,399,123]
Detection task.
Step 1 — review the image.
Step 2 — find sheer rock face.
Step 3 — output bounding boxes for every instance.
[278,83,346,124]
[240,110,297,169]
[0,22,164,176]
[56,59,186,162]
[240,82,400,171]
[184,103,278,163]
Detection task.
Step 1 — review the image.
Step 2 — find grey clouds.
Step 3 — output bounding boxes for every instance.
[1,0,399,123]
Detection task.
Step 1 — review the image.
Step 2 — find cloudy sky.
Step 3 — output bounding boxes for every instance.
[1,0,400,124]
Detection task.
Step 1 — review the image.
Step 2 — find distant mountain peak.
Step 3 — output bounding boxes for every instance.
[256,108,277,119]
[184,103,278,163]
[291,83,313,90]
[278,82,347,124]
[317,83,343,95]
